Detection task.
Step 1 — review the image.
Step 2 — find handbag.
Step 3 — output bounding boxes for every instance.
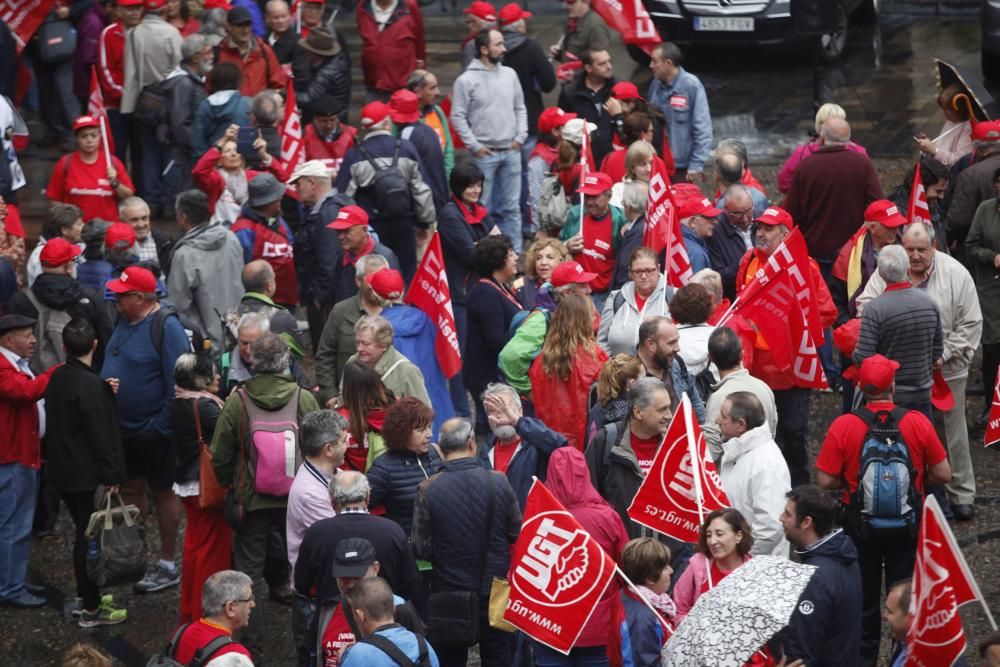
[488,577,517,633]
[195,400,227,511]
[84,492,147,587]
[425,471,497,647]
[36,17,77,64]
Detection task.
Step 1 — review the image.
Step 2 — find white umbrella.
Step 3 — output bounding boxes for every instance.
[662,556,817,667]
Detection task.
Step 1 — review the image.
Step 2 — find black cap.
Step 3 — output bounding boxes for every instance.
[227,6,252,25]
[0,314,36,336]
[331,538,377,578]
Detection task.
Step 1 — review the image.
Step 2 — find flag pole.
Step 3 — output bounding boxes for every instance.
[579,123,586,232]
[99,114,112,172]
[614,565,675,636]
[682,393,712,588]
[714,295,740,329]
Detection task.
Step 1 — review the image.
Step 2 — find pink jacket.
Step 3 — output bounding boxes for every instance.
[672,552,752,623]
[777,139,868,193]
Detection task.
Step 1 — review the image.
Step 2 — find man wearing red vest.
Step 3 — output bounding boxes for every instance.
[302,95,358,181]
[735,206,836,487]
[231,174,298,308]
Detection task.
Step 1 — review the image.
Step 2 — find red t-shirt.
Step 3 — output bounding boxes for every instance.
[173,619,253,664]
[698,559,739,597]
[816,401,947,505]
[491,438,521,474]
[634,294,648,312]
[46,152,133,223]
[320,604,355,666]
[630,432,660,477]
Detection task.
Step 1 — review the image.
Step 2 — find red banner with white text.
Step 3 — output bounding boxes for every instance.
[280,79,305,178]
[907,164,931,227]
[644,170,691,288]
[627,394,729,543]
[87,67,115,156]
[986,372,1000,448]
[404,232,462,379]
[590,0,660,53]
[505,479,617,654]
[1,0,57,52]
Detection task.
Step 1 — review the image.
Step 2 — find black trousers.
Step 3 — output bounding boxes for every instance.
[773,388,811,487]
[59,490,101,610]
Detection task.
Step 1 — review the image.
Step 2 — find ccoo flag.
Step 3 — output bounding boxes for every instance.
[505,479,617,654]
[627,394,729,543]
[404,232,462,379]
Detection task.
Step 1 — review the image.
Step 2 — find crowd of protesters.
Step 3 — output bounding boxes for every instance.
[1,0,999,665]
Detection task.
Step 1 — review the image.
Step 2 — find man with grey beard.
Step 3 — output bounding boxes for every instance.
[477,382,567,508]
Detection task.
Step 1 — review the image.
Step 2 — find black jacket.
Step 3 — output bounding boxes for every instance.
[331,240,399,305]
[706,216,755,301]
[268,29,300,64]
[774,529,862,667]
[438,200,492,304]
[44,357,126,492]
[163,66,206,151]
[294,190,355,306]
[558,72,618,165]
[464,277,523,393]
[612,217,645,290]
[478,416,566,509]
[500,29,556,136]
[398,122,447,210]
[296,52,351,121]
[170,396,221,485]
[412,457,521,597]
[366,447,443,535]
[295,511,421,604]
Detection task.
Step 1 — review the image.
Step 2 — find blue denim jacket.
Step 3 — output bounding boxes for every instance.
[648,68,713,171]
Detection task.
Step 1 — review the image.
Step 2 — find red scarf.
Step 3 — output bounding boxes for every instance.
[453,196,488,225]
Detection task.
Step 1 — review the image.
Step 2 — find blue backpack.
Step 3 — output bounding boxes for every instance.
[852,406,920,534]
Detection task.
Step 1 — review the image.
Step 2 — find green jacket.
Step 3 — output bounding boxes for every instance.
[563,9,611,60]
[346,345,430,406]
[498,310,549,395]
[559,204,627,252]
[314,295,365,406]
[966,199,1000,344]
[211,373,320,512]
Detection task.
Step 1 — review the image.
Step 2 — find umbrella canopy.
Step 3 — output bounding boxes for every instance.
[934,59,999,122]
[662,556,817,667]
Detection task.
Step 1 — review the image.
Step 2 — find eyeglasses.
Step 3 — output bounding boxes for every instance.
[726,207,754,219]
[231,595,255,605]
[630,268,657,276]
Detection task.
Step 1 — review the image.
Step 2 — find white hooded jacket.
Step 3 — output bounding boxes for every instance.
[597,274,673,355]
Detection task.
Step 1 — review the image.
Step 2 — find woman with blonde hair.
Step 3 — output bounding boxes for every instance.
[515,237,571,310]
[610,139,656,208]
[529,294,609,450]
[777,102,869,193]
[585,353,643,449]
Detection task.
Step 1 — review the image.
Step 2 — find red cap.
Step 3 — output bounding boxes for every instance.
[201,0,232,9]
[537,107,576,134]
[365,268,405,300]
[551,261,597,287]
[106,265,157,294]
[676,193,722,219]
[611,81,644,101]
[327,205,369,230]
[40,238,82,267]
[845,354,900,393]
[72,116,101,133]
[931,370,955,411]
[971,120,1000,141]
[116,0,144,6]
[144,0,166,9]
[833,318,861,358]
[389,89,421,124]
[463,0,496,21]
[105,222,136,249]
[577,172,614,195]
[360,101,391,128]
[498,3,531,25]
[754,206,795,230]
[864,199,907,228]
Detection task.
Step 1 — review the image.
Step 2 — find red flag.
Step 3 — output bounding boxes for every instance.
[734,270,796,372]
[504,479,617,654]
[627,394,729,543]
[907,164,932,226]
[404,232,462,379]
[643,170,692,288]
[87,67,115,156]
[280,79,305,178]
[986,372,1000,448]
[1,0,57,52]
[589,0,659,53]
[905,495,990,666]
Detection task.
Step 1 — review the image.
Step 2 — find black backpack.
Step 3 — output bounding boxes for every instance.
[356,631,432,667]
[849,406,921,537]
[358,137,412,219]
[149,301,208,356]
[145,623,236,667]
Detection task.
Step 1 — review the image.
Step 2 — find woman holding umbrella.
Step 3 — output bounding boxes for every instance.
[914,83,974,168]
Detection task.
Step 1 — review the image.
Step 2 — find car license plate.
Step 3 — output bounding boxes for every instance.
[693,17,754,32]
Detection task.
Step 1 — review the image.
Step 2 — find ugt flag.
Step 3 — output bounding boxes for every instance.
[280,79,305,177]
[505,479,617,654]
[627,394,729,543]
[905,495,991,666]
[87,67,115,155]
[986,372,1000,449]
[589,0,659,53]
[1,0,57,51]
[643,170,692,288]
[907,163,931,226]
[404,232,461,379]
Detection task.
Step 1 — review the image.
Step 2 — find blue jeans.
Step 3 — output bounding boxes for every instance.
[0,463,38,600]
[138,123,175,210]
[533,642,609,666]
[476,149,523,254]
[520,136,538,237]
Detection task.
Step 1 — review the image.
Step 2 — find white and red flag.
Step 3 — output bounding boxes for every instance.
[907,164,932,226]
[905,495,995,666]
[589,0,659,54]
[404,232,462,379]
[1,0,57,51]
[643,169,691,288]
[280,79,305,178]
[627,393,729,543]
[87,66,115,157]
[505,479,617,654]
[985,372,1000,449]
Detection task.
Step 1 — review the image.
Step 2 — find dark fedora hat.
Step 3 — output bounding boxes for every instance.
[299,27,341,57]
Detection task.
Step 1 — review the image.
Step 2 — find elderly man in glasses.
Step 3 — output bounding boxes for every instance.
[707,184,759,300]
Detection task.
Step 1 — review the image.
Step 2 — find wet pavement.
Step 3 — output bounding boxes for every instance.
[6,10,1000,667]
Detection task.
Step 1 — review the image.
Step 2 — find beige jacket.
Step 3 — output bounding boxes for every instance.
[703,367,778,463]
[856,250,982,381]
[121,14,182,114]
